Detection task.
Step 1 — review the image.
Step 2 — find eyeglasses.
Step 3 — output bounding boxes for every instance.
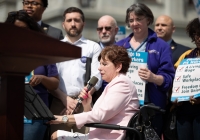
[129,17,145,24]
[97,26,112,32]
[22,1,43,7]
[8,10,27,16]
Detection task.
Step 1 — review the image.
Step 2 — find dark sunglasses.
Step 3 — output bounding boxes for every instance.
[96,26,112,32]
[8,10,27,16]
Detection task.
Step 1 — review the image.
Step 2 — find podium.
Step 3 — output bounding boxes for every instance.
[0,23,81,140]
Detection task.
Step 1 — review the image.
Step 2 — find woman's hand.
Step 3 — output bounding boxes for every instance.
[29,75,44,86]
[190,96,200,105]
[138,68,164,86]
[79,87,92,111]
[30,75,59,90]
[171,99,183,106]
[138,68,154,82]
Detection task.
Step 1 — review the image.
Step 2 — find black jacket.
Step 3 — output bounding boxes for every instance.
[170,40,190,64]
[41,22,63,40]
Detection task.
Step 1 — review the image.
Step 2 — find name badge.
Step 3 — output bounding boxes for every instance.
[25,71,34,84]
[24,116,32,124]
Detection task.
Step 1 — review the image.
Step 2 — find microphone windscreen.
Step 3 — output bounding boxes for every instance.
[89,76,98,86]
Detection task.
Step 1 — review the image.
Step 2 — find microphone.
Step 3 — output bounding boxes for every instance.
[71,76,98,114]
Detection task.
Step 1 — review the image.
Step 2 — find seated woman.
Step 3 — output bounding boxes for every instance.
[49,45,139,140]
[4,10,59,140]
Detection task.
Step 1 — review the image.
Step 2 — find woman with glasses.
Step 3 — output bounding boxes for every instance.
[5,10,59,140]
[116,3,175,137]
[173,18,200,140]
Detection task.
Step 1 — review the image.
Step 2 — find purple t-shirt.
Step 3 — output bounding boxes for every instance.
[33,64,58,107]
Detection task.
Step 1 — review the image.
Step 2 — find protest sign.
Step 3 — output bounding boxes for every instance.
[127,50,148,105]
[171,58,200,102]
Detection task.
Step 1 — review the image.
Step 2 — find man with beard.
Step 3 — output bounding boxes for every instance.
[22,0,63,39]
[50,7,102,134]
[97,15,119,48]
[154,15,190,64]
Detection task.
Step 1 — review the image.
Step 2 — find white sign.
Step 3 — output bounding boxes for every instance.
[171,58,200,102]
[126,50,148,105]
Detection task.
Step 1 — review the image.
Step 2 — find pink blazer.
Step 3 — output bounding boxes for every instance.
[74,74,139,140]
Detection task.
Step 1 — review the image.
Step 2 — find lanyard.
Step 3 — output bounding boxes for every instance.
[129,38,148,52]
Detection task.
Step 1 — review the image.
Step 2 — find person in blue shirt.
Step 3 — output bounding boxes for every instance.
[5,10,59,140]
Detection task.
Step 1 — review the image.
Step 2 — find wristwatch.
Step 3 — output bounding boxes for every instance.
[62,115,68,123]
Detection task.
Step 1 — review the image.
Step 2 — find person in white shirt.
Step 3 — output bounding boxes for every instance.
[50,7,102,134]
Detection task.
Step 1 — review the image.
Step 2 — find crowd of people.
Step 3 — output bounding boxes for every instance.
[3,0,200,140]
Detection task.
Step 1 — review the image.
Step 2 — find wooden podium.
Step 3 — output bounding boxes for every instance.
[0,23,81,140]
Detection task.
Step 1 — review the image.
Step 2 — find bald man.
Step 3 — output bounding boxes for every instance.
[97,15,119,48]
[155,15,190,140]
[154,15,190,64]
[92,15,118,104]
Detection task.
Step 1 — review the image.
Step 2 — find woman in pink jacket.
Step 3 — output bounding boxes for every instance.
[50,45,139,140]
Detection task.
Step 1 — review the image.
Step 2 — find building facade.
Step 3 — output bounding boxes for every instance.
[0,0,197,48]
